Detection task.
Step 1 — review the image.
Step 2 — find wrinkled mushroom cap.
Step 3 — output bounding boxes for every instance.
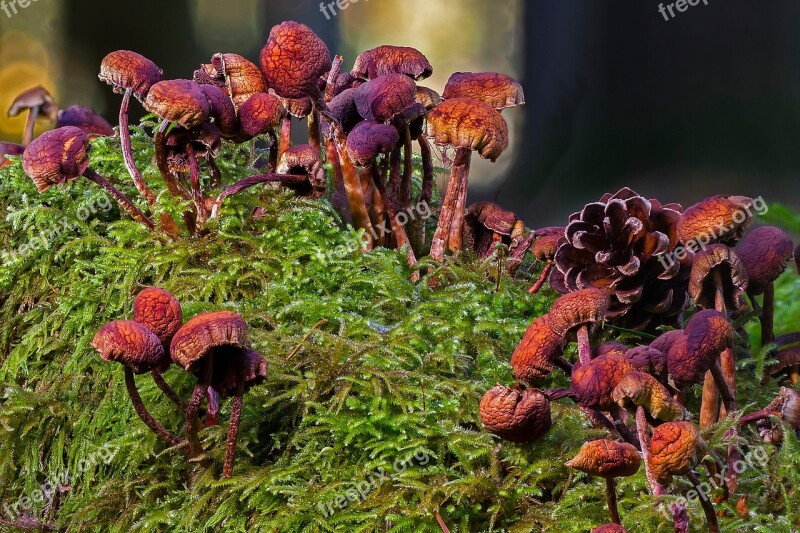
[170,311,249,372]
[426,97,508,162]
[7,85,58,121]
[565,439,641,478]
[622,345,667,380]
[510,315,564,384]
[351,45,433,81]
[98,50,163,101]
[688,244,749,312]
[195,53,267,108]
[648,421,706,484]
[572,354,636,410]
[133,287,183,347]
[415,86,443,110]
[144,79,211,129]
[323,88,362,137]
[650,329,684,356]
[547,288,610,337]
[345,121,399,166]
[353,73,417,123]
[443,72,525,111]
[531,227,565,261]
[56,105,114,137]
[593,341,628,358]
[735,226,793,295]
[22,126,89,193]
[277,144,326,198]
[260,21,331,99]
[612,371,689,421]
[479,385,552,443]
[465,202,519,236]
[198,83,238,136]
[92,320,166,374]
[238,92,283,138]
[280,96,313,119]
[677,195,754,248]
[666,310,733,386]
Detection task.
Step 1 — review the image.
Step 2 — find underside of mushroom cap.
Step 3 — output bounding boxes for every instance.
[565,439,641,478]
[92,320,167,374]
[648,421,706,484]
[260,21,332,99]
[170,311,249,373]
[99,50,163,101]
[22,126,89,192]
[425,97,508,162]
[442,72,525,111]
[688,244,749,312]
[210,348,269,397]
[510,315,565,384]
[277,144,326,198]
[351,45,433,81]
[735,226,793,295]
[479,385,552,443]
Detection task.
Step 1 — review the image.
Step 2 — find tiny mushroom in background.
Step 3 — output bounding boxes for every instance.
[478,385,552,443]
[528,226,565,294]
[764,344,800,385]
[547,287,610,365]
[740,386,800,441]
[56,105,114,138]
[565,439,640,524]
[22,127,155,229]
[7,85,58,146]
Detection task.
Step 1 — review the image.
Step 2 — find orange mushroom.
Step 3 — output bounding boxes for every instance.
[479,385,552,443]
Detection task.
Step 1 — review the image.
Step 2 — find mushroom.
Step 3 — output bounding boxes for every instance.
[194,53,267,109]
[510,314,566,384]
[351,45,433,81]
[740,386,800,436]
[565,439,640,524]
[676,194,754,249]
[462,202,526,261]
[227,92,284,173]
[55,105,114,138]
[0,142,24,169]
[98,51,163,207]
[547,287,610,365]
[478,385,552,443]
[442,72,525,111]
[612,371,689,423]
[571,353,635,412]
[170,311,267,478]
[621,346,668,382]
[6,85,58,146]
[764,345,800,385]
[197,83,238,138]
[92,320,180,446]
[412,86,441,208]
[22,127,154,229]
[426,97,508,260]
[528,227,565,294]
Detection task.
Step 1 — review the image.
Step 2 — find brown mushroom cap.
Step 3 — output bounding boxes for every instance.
[198,84,238,136]
[667,309,733,386]
[565,439,641,478]
[352,73,417,123]
[479,385,552,443]
[463,202,523,259]
[132,287,183,347]
[164,123,222,173]
[735,226,793,295]
[571,354,636,410]
[591,525,630,533]
[56,105,114,137]
[426,97,508,162]
[442,72,525,111]
[260,21,331,99]
[98,50,163,101]
[531,227,565,261]
[195,53,267,108]
[280,96,313,119]
[547,288,610,337]
[22,126,89,192]
[345,121,399,166]
[649,329,684,356]
[593,341,628,358]
[323,88,362,138]
[510,315,565,384]
[415,86,443,110]
[170,311,249,373]
[612,371,688,421]
[351,45,433,81]
[765,346,800,379]
[143,79,211,129]
[677,195,754,248]
[648,421,706,484]
[277,144,326,198]
[622,345,667,380]
[238,92,283,138]
[7,85,58,121]
[0,142,24,168]
[688,244,749,311]
[92,320,166,374]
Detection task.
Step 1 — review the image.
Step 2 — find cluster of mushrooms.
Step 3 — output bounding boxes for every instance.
[480,189,800,532]
[14,20,529,281]
[91,287,267,479]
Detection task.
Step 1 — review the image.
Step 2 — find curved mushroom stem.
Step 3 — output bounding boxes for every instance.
[184,360,213,459]
[118,89,157,207]
[150,370,186,411]
[738,408,780,426]
[636,405,664,496]
[278,115,292,160]
[186,144,207,226]
[81,168,155,229]
[335,138,375,249]
[699,370,720,428]
[324,55,343,103]
[308,108,322,161]
[417,135,434,207]
[206,386,220,427]
[605,477,621,524]
[529,261,553,294]
[430,148,471,261]
[388,143,402,201]
[325,136,350,221]
[554,355,573,374]
[207,154,222,190]
[22,105,40,147]
[124,367,181,446]
[222,383,245,479]
[209,173,307,218]
[576,325,592,366]
[685,471,720,533]
[543,387,576,401]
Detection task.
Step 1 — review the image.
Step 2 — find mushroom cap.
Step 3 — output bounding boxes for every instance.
[211,348,269,397]
[7,85,58,121]
[510,315,564,384]
[593,341,628,358]
[564,439,641,478]
[238,92,283,138]
[648,421,706,484]
[778,386,800,429]
[667,310,733,386]
[353,73,417,123]
[425,97,508,162]
[735,226,793,295]
[323,88,362,137]
[677,195,754,247]
[531,227,565,261]
[280,96,313,119]
[345,121,399,166]
[170,311,249,373]
[622,345,667,380]
[547,288,610,337]
[0,142,24,168]
[415,86,443,110]
[195,53,267,109]
[351,45,433,81]
[612,371,688,421]
[277,144,326,198]
[56,105,114,137]
[442,72,525,111]
[164,123,222,173]
[132,287,183,347]
[688,244,749,312]
[571,354,636,410]
[98,50,163,101]
[198,84,238,137]
[765,346,800,379]
[22,126,89,193]
[479,385,552,443]
[465,202,519,236]
[591,525,630,533]
[463,202,523,258]
[650,329,684,356]
[92,320,166,374]
[260,21,331,99]
[143,79,211,129]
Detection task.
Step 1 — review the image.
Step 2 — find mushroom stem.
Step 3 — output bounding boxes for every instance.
[554,355,573,374]
[738,408,780,425]
[186,144,207,226]
[324,55,343,103]
[529,261,553,294]
[685,471,720,533]
[207,154,221,189]
[150,370,186,411]
[154,120,191,200]
[400,128,413,208]
[325,136,350,220]
[118,89,157,207]
[124,367,181,446]
[267,129,279,173]
[184,383,206,458]
[430,148,471,261]
[418,135,434,207]
[388,143,402,201]
[761,282,775,346]
[308,107,322,161]
[709,359,737,413]
[222,383,245,479]
[671,503,689,533]
[447,162,469,254]
[335,138,375,249]
[576,325,592,366]
[699,371,720,428]
[543,387,576,401]
[605,477,621,524]
[22,104,40,146]
[206,386,220,427]
[278,116,292,160]
[636,405,664,496]
[82,168,155,229]
[210,173,307,218]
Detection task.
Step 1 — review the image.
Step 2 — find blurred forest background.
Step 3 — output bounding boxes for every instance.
[0,0,798,224]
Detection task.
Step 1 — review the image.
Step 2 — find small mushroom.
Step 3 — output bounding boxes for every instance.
[0,142,24,169]
[548,287,610,365]
[565,439,640,524]
[351,45,433,81]
[478,385,552,443]
[463,202,526,260]
[528,227,565,294]
[677,194,754,249]
[622,346,667,382]
[194,53,267,109]
[740,386,800,436]
[689,244,749,314]
[510,315,566,384]
[55,105,114,138]
[7,85,58,146]
[764,345,800,385]
[612,371,689,422]
[647,421,706,485]
[442,72,525,111]
[571,353,635,411]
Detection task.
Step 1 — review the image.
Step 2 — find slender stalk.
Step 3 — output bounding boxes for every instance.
[686,471,720,533]
[606,477,621,524]
[223,383,245,479]
[335,138,375,249]
[210,173,307,218]
[388,144,402,200]
[186,144,206,226]
[400,128,413,208]
[124,367,181,446]
[206,386,220,427]
[267,129,279,173]
[150,370,186,410]
[576,325,592,366]
[207,154,221,189]
[118,89,157,207]
[637,406,664,496]
[154,120,191,200]
[324,55,343,102]
[529,261,553,294]
[446,161,469,253]
[308,107,322,160]
[325,136,350,221]
[417,135,434,206]
[430,148,471,261]
[699,370,720,428]
[184,360,212,459]
[82,169,155,229]
[279,116,292,160]
[761,282,776,345]
[22,105,39,146]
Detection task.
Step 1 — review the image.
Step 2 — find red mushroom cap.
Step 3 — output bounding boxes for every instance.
[92,320,167,374]
[677,195,754,248]
[415,86,443,110]
[565,439,641,478]
[547,288,610,337]
[198,84,238,137]
[442,72,525,111]
[195,53,267,109]
[479,385,552,443]
[571,353,636,410]
[144,79,211,129]
[132,287,183,347]
[351,45,433,81]
[0,142,24,168]
[56,105,114,138]
[98,50,163,101]
[170,311,249,373]
[237,92,283,138]
[353,73,417,123]
[345,121,399,166]
[425,97,509,162]
[260,21,332,99]
[735,226,793,295]
[22,126,89,192]
[510,315,565,384]
[648,421,706,484]
[531,227,565,262]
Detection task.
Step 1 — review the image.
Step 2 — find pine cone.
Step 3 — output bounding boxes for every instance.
[552,188,689,331]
